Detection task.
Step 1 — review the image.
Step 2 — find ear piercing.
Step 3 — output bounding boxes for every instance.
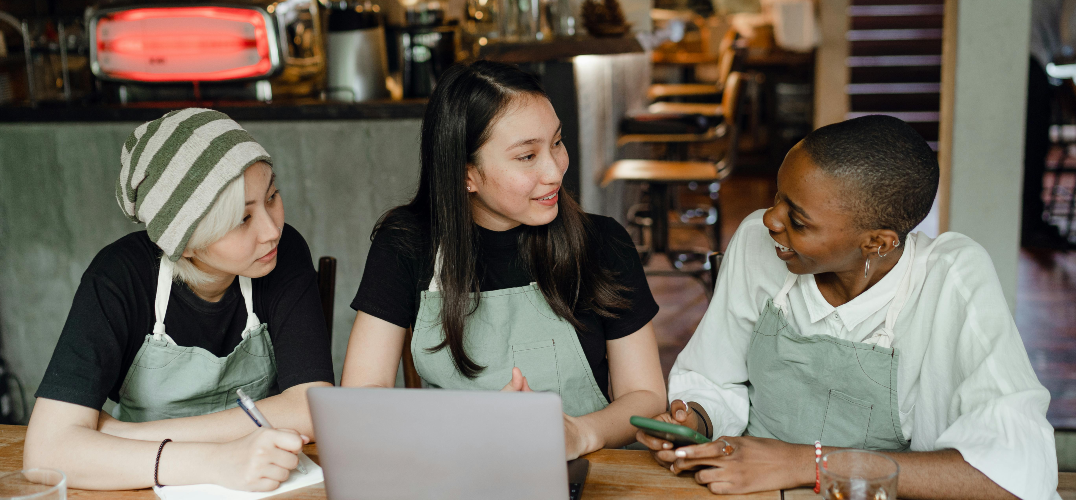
[878,239,900,258]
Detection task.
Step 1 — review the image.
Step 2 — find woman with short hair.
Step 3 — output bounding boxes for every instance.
[24,109,334,491]
[340,61,667,459]
[638,115,1058,499]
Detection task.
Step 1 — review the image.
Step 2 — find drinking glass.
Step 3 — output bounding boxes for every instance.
[0,469,66,500]
[820,450,898,500]
[498,0,541,40]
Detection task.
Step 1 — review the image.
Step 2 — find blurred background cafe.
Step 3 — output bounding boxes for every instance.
[0,0,1075,474]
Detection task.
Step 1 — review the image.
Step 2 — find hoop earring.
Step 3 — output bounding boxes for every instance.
[878,248,888,258]
[864,257,871,278]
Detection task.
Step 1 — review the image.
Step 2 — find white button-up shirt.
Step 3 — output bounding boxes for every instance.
[668,210,1059,500]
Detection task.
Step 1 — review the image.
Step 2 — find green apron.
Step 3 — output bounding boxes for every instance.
[410,251,609,417]
[112,256,277,422]
[743,244,916,451]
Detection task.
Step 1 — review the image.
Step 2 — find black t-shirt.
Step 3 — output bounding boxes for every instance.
[35,224,336,411]
[351,214,659,400]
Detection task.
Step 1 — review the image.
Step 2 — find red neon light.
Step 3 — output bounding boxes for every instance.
[95,7,274,82]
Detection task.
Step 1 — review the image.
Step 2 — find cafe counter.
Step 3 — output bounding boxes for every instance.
[0,98,429,123]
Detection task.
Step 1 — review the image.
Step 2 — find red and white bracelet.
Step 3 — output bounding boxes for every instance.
[813,441,822,494]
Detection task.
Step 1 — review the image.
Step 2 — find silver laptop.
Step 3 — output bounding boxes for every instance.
[308,387,586,500]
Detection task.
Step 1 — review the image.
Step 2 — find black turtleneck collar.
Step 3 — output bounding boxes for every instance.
[476,223,526,251]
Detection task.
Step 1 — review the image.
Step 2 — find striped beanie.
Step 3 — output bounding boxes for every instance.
[116,108,272,261]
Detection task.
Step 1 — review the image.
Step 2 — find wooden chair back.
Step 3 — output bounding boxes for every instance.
[317,256,336,337]
[722,71,744,123]
[402,329,422,388]
[717,46,736,87]
[717,28,737,57]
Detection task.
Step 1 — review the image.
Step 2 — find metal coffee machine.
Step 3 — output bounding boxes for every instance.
[326,3,389,101]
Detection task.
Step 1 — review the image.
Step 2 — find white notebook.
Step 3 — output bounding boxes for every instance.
[153,452,323,500]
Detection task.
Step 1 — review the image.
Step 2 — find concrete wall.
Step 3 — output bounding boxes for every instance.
[941,0,1031,311]
[574,52,651,224]
[0,120,422,417]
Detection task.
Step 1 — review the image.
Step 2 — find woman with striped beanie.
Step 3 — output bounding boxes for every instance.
[24,109,334,491]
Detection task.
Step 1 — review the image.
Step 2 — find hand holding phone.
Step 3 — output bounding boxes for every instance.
[631,415,711,448]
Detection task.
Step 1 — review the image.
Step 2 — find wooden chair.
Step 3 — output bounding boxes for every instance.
[607,71,745,263]
[622,64,742,151]
[317,256,336,336]
[647,45,737,102]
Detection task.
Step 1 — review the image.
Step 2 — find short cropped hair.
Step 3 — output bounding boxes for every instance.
[800,115,939,243]
[173,175,246,286]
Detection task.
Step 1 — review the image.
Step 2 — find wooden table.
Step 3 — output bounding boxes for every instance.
[0,425,1071,499]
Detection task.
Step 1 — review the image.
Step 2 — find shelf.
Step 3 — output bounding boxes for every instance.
[0,98,428,123]
[478,35,643,63]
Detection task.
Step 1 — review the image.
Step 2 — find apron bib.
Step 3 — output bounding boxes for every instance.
[410,251,609,417]
[112,257,277,423]
[744,244,916,451]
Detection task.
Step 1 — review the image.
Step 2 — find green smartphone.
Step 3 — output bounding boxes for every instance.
[630,415,711,447]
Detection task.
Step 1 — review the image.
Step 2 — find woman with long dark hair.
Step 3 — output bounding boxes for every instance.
[340,61,667,458]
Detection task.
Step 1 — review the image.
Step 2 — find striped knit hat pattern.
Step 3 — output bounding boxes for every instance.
[117,108,272,262]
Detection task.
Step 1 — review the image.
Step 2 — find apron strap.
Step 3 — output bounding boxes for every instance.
[152,257,176,344]
[772,272,799,312]
[239,275,260,337]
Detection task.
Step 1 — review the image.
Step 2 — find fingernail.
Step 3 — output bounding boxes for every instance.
[670,465,675,472]
[675,450,686,458]
[662,443,671,449]
[675,410,686,420]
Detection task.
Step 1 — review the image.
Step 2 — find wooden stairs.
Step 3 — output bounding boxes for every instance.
[845,0,945,149]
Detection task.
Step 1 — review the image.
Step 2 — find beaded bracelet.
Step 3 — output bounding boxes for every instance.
[155,439,172,488]
[813,441,822,494]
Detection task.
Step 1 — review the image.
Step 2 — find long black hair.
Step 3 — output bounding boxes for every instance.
[374,60,629,378]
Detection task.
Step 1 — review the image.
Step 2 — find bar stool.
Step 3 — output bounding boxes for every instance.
[604,72,744,283]
[648,35,738,102]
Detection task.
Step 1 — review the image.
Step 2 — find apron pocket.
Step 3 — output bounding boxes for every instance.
[223,375,274,411]
[820,390,873,449]
[511,339,560,394]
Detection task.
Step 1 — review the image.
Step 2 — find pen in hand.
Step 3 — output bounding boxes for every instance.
[236,388,308,474]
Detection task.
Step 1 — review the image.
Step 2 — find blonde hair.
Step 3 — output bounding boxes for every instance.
[172,175,246,287]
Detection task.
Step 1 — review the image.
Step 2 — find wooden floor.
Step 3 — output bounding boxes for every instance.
[644,174,1076,430]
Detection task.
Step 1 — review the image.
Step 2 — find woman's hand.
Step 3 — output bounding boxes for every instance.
[635,400,700,467]
[501,367,533,392]
[670,436,814,495]
[208,428,309,492]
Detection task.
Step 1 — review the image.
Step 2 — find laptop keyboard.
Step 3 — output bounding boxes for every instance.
[569,482,582,500]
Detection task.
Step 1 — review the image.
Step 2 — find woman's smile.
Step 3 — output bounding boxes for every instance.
[534,187,559,206]
[772,238,796,261]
